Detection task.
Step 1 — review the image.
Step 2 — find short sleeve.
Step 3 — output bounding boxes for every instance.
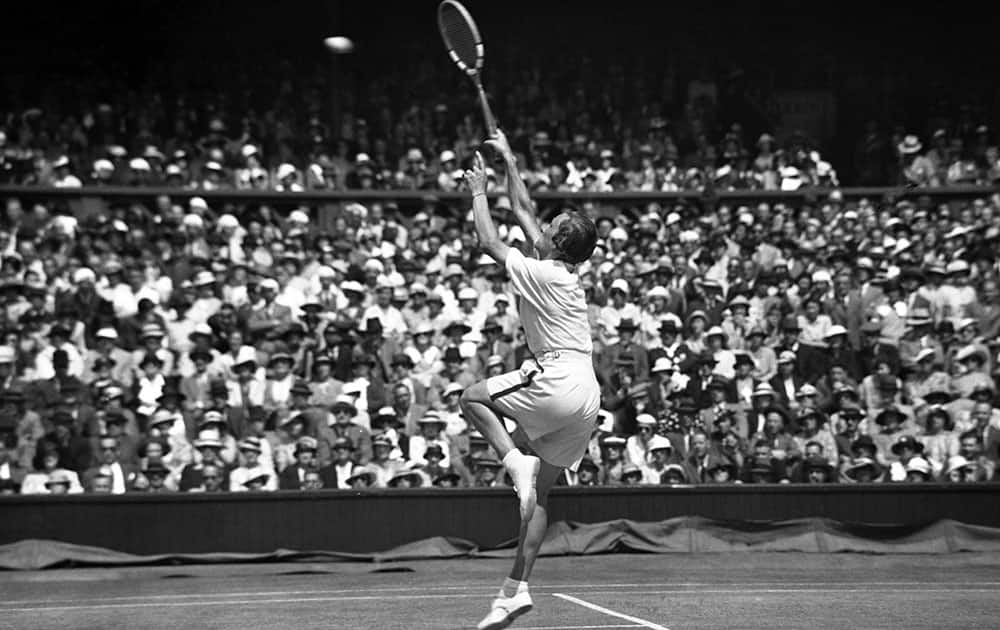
[505,247,546,307]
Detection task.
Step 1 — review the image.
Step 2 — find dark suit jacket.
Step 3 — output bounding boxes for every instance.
[278,463,311,490]
[768,374,807,410]
[318,464,340,489]
[179,462,233,492]
[82,463,141,491]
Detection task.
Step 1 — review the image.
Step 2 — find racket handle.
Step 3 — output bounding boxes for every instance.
[474,77,497,135]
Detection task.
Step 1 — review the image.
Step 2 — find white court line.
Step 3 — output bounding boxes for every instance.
[554,594,670,630]
[3,585,998,614]
[0,594,460,613]
[8,581,999,605]
[519,626,640,630]
[617,588,1000,595]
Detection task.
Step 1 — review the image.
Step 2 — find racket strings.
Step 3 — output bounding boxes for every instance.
[439,5,480,70]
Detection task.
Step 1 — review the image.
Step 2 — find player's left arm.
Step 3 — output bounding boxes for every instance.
[465,151,510,264]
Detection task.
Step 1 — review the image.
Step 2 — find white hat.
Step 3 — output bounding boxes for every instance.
[636,413,657,426]
[330,260,349,274]
[457,287,479,301]
[609,227,629,241]
[355,152,371,165]
[946,455,975,473]
[52,155,70,169]
[194,270,216,286]
[190,323,213,338]
[128,158,150,171]
[204,161,223,172]
[217,214,239,229]
[277,163,296,180]
[957,317,978,331]
[665,212,681,226]
[258,278,280,292]
[316,265,336,279]
[189,197,209,211]
[0,345,15,364]
[905,457,932,477]
[610,278,630,294]
[241,144,259,158]
[955,345,986,364]
[494,294,510,304]
[651,357,675,373]
[811,269,832,283]
[363,259,385,274]
[442,382,465,398]
[946,260,970,274]
[73,268,96,284]
[93,159,114,173]
[647,286,669,299]
[340,280,365,295]
[233,346,258,367]
[165,164,183,176]
[823,325,849,339]
[706,326,726,338]
[648,435,673,452]
[914,348,936,364]
[95,328,119,340]
[183,213,205,228]
[439,150,456,163]
[796,383,819,398]
[289,209,310,224]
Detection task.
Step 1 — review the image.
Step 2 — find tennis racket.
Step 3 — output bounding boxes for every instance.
[437,0,497,135]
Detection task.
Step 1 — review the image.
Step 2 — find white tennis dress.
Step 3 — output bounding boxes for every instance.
[486,248,601,469]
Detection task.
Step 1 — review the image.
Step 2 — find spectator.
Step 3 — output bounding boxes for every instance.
[278,436,320,490]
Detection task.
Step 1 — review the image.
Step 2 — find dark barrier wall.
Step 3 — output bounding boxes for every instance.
[3,484,1000,555]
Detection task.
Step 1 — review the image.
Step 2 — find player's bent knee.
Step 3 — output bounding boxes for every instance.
[460,382,490,407]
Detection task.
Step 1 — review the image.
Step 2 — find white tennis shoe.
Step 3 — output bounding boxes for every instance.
[476,592,534,630]
[504,452,540,521]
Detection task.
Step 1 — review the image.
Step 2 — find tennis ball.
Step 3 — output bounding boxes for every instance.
[324,36,355,54]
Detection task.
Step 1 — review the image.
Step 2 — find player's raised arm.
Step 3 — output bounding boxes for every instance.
[465,151,510,264]
[485,129,542,251]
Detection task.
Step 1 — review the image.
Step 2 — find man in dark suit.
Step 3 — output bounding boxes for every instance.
[769,351,807,412]
[82,435,140,493]
[600,318,650,383]
[824,270,866,350]
[279,436,321,490]
[470,317,515,379]
[246,279,293,337]
[318,436,356,490]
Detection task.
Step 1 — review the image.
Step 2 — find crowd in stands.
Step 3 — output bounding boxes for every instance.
[3,42,1000,193]
[6,106,1000,193]
[1,159,1000,493]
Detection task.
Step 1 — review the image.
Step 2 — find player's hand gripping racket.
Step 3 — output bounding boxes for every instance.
[438,0,497,135]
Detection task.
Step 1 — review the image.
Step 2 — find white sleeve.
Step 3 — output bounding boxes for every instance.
[504,248,547,308]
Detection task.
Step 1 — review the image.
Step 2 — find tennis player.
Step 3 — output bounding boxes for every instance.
[461,130,601,630]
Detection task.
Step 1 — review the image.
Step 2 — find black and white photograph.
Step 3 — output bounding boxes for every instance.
[1,1,1000,628]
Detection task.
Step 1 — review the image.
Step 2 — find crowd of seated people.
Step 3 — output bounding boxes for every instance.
[1,163,999,492]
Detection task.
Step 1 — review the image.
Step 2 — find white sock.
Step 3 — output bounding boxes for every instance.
[500,577,529,598]
[502,449,523,468]
[500,577,520,598]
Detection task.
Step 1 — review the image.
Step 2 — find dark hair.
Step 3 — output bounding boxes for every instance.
[552,212,598,265]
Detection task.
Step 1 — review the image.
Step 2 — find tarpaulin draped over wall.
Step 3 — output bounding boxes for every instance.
[4,517,1000,571]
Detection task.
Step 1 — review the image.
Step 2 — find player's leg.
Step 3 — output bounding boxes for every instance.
[477,459,561,630]
[508,458,561,582]
[461,381,540,520]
